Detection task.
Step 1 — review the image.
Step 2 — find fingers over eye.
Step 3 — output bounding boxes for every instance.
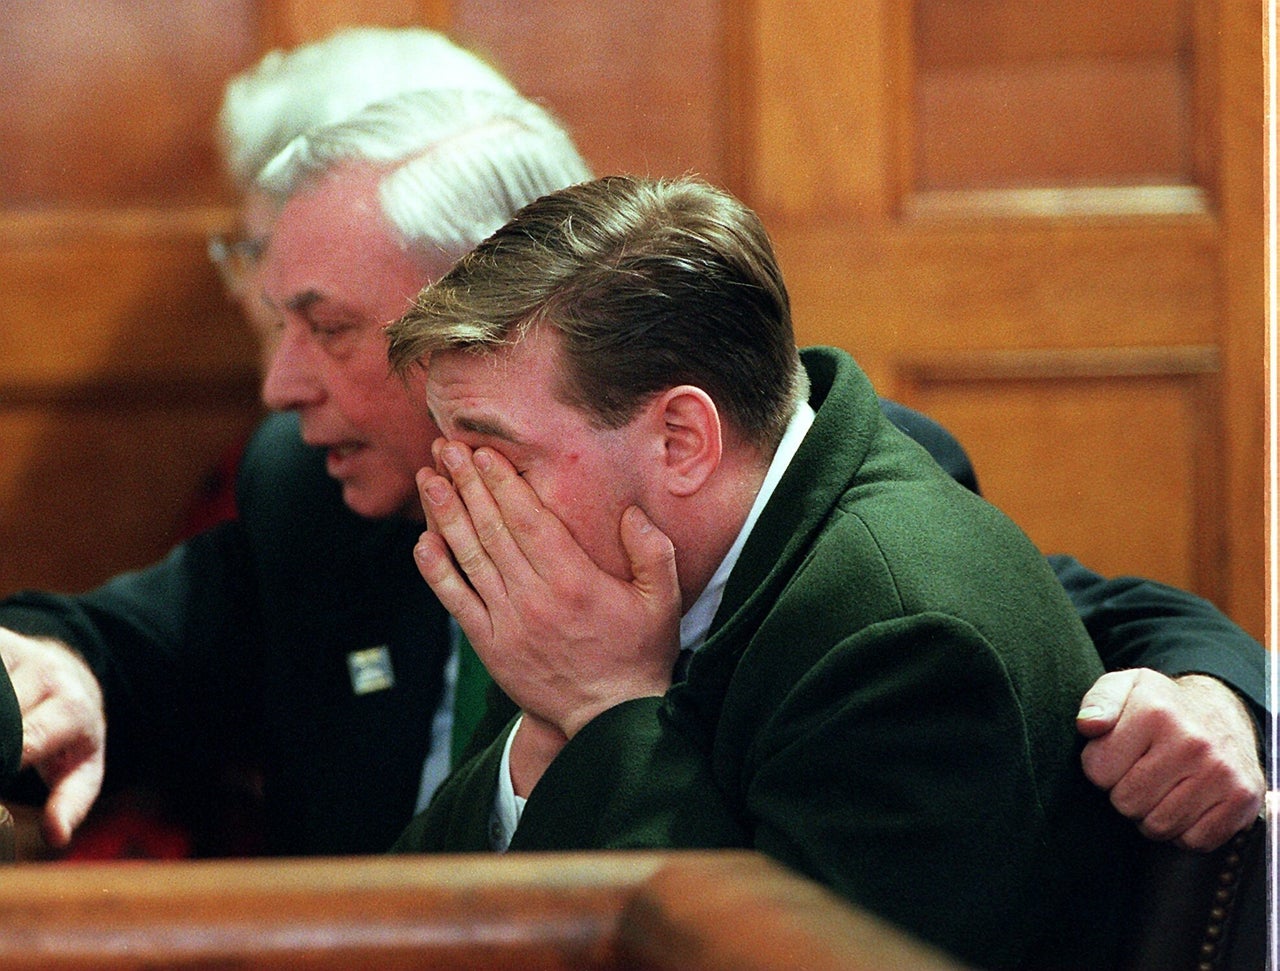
[417,467,505,598]
[473,449,551,537]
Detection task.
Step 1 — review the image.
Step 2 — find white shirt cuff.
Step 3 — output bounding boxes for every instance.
[489,714,526,852]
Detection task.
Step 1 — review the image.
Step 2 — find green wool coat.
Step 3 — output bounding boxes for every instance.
[395,346,1137,970]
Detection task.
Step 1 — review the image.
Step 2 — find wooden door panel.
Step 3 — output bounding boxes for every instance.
[905,366,1218,595]
[915,61,1191,189]
[2,226,256,384]
[451,0,726,185]
[734,0,1262,637]
[913,0,1196,190]
[779,221,1217,376]
[0,1,256,207]
[0,2,262,595]
[0,0,1261,639]
[0,405,256,593]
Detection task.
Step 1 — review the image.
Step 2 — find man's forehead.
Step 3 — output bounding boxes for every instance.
[426,345,518,382]
[262,168,437,312]
[425,352,530,437]
[424,352,497,404]
[272,169,381,243]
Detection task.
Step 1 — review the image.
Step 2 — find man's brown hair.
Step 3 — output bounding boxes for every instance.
[387,175,805,450]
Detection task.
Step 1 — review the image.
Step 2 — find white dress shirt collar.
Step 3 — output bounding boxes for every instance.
[678,400,817,652]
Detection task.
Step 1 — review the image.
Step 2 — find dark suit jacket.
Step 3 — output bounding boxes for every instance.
[394,347,1140,970]
[0,413,451,855]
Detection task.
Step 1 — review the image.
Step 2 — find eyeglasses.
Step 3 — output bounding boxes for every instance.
[207,233,267,294]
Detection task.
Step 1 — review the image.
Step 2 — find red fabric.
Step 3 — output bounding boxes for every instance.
[177,437,247,539]
[60,793,192,861]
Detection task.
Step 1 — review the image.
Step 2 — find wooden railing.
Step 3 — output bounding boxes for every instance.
[0,849,966,970]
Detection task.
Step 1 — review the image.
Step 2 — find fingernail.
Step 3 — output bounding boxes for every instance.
[1076,705,1104,720]
[440,444,464,471]
[474,449,492,472]
[424,479,451,505]
[627,506,652,532]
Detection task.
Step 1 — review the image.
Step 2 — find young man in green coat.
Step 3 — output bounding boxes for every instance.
[386,175,1141,969]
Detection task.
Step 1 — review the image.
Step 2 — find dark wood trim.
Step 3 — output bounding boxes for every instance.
[0,850,963,971]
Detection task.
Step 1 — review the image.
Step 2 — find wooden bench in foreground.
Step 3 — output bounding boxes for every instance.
[0,849,965,970]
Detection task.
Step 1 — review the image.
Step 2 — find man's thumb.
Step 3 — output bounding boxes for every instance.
[1075,669,1139,738]
[620,506,678,598]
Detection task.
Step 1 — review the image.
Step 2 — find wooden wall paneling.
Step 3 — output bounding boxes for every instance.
[0,2,258,209]
[0,213,260,594]
[0,3,264,595]
[913,0,1188,64]
[1215,0,1267,639]
[0,403,258,594]
[719,0,758,200]
[0,0,732,599]
[914,58,1190,190]
[776,217,1218,399]
[901,347,1223,596]
[1188,0,1220,196]
[732,0,1261,635]
[0,218,258,387]
[913,0,1194,190]
[451,1,725,185]
[903,0,1266,637]
[0,0,1261,631]
[732,0,891,222]
[261,0,448,47]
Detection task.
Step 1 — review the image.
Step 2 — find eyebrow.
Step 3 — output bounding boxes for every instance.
[260,288,323,314]
[453,412,525,446]
[285,290,324,314]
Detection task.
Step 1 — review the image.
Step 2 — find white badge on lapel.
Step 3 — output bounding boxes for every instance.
[347,645,395,695]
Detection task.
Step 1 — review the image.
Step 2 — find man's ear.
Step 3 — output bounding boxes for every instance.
[649,385,721,497]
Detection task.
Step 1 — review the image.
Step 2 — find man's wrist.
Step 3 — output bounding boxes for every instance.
[509,713,569,797]
[1174,672,1263,755]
